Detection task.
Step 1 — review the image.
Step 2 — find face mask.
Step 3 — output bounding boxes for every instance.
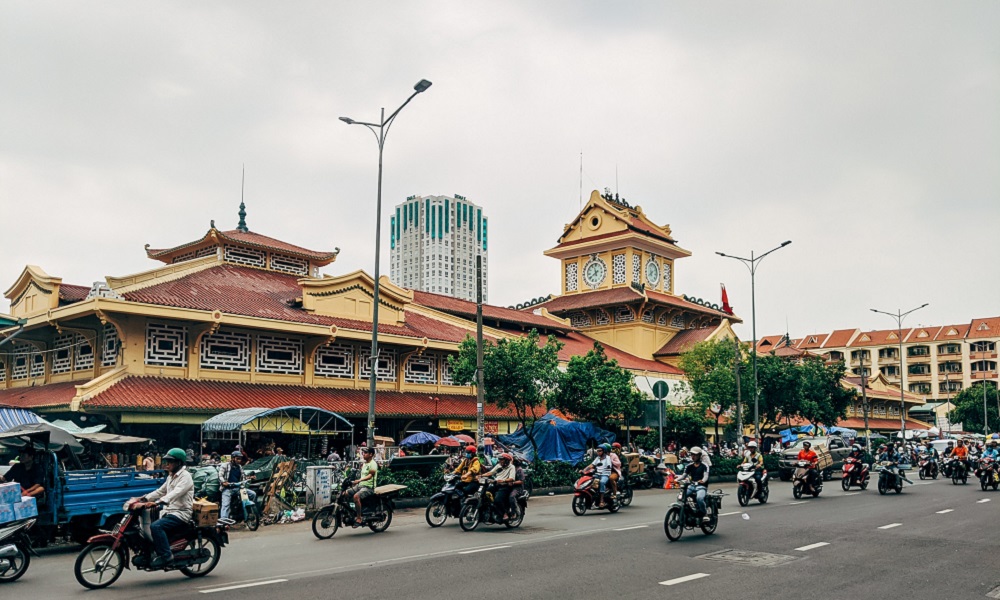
[465,453,474,459]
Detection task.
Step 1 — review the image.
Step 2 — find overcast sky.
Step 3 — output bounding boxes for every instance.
[2,1,997,340]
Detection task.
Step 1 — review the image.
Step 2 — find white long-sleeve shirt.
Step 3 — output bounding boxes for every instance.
[146,466,194,523]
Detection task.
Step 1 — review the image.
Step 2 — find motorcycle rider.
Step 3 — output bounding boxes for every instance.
[683,447,711,522]
[743,441,765,490]
[943,441,955,458]
[346,446,378,525]
[218,450,256,522]
[796,440,820,491]
[609,442,624,496]
[451,445,483,498]
[482,452,517,521]
[952,439,970,475]
[583,444,613,507]
[878,444,900,463]
[136,448,193,568]
[982,440,999,460]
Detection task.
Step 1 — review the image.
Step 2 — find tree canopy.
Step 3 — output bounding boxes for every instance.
[549,342,644,429]
[948,382,1000,434]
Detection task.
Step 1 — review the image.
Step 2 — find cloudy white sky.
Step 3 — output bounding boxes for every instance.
[2,1,997,339]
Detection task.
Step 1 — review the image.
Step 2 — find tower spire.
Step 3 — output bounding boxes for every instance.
[237,164,248,232]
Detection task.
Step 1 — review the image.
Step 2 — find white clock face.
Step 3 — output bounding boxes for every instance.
[583,257,607,288]
[645,258,660,286]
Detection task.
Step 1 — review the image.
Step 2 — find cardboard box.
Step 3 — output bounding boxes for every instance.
[0,482,20,505]
[13,497,37,520]
[815,446,833,471]
[192,499,219,527]
[0,503,13,524]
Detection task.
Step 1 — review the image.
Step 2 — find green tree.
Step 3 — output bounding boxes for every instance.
[796,358,855,429]
[755,353,802,427]
[550,342,644,430]
[449,329,563,455]
[679,339,742,453]
[949,382,1000,434]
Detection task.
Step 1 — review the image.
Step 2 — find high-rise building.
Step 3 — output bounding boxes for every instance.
[389,194,488,302]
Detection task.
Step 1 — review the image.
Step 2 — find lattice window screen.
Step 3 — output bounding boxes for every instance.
[102,324,120,367]
[11,344,31,380]
[441,354,456,385]
[670,314,685,329]
[75,334,94,371]
[224,245,266,268]
[270,253,309,276]
[663,262,672,292]
[256,335,304,374]
[657,313,669,326]
[0,359,5,382]
[145,323,188,367]
[315,343,356,379]
[632,254,641,284]
[612,254,626,284]
[52,333,74,374]
[641,309,654,323]
[359,348,397,382]
[405,355,438,384]
[596,310,610,326]
[615,306,635,323]
[200,329,251,371]
[569,312,593,328]
[30,354,44,378]
[173,246,217,264]
[565,263,578,292]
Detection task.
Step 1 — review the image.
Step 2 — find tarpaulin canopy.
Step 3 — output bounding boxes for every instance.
[0,422,84,453]
[201,406,353,435]
[74,432,152,445]
[399,431,440,447]
[0,406,41,433]
[497,411,615,464]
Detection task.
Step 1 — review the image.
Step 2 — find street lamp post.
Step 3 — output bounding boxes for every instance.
[716,240,792,443]
[871,303,928,444]
[340,79,432,448]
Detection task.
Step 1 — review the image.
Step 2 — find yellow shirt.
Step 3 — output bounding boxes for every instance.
[453,457,482,483]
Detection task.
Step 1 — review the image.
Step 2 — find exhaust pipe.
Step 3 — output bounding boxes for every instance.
[0,544,20,559]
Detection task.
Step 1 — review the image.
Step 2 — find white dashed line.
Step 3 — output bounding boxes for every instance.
[200,580,288,594]
[842,493,860,496]
[936,509,953,514]
[458,545,510,555]
[788,501,807,505]
[718,511,741,517]
[878,523,902,530]
[978,498,991,504]
[795,542,830,551]
[660,573,710,586]
[613,525,649,531]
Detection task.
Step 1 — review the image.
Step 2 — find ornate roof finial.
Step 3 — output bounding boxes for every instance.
[236,164,249,232]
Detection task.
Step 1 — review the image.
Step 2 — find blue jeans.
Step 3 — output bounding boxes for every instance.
[686,485,707,515]
[150,514,187,559]
[220,487,257,520]
[597,474,610,494]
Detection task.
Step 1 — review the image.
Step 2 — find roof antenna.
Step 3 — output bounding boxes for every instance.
[237,164,248,233]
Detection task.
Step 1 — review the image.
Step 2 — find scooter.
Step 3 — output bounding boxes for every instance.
[841,457,870,491]
[975,457,999,491]
[459,476,526,531]
[218,479,260,531]
[918,455,938,480]
[425,473,463,527]
[73,502,227,589]
[0,518,36,583]
[736,463,769,505]
[875,461,912,495]
[572,471,619,515]
[950,458,969,485]
[791,460,823,499]
[311,469,405,539]
[663,476,724,541]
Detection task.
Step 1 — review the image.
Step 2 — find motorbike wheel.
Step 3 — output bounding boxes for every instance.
[792,484,803,500]
[245,507,260,532]
[919,470,926,480]
[311,506,340,540]
[621,487,633,507]
[180,536,221,578]
[664,507,684,541]
[425,499,448,527]
[737,486,749,507]
[963,475,968,485]
[641,477,653,490]
[0,542,29,583]
[74,543,125,590]
[878,477,888,495]
[932,468,938,480]
[758,484,769,505]
[992,481,998,491]
[504,504,524,529]
[812,486,821,498]
[860,474,870,490]
[953,475,960,486]
[700,509,718,536]
[368,509,393,533]
[841,477,851,492]
[607,496,620,513]
[982,479,989,492]
[894,484,902,494]
[571,495,588,516]
[459,504,480,532]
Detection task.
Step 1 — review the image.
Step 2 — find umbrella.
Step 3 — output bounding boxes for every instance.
[435,436,461,447]
[453,434,475,444]
[1,422,84,453]
[399,431,441,447]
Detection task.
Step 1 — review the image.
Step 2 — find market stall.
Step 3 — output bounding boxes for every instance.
[200,405,354,458]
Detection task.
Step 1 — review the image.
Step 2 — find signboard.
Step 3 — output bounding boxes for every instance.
[484,421,499,435]
[446,419,466,432]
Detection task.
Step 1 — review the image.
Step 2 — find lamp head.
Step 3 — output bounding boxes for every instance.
[715,251,726,257]
[414,79,432,93]
[339,116,355,125]
[781,240,792,247]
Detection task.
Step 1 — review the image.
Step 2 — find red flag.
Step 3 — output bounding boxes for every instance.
[721,284,733,315]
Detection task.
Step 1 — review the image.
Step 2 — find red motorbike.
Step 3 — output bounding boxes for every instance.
[841,457,870,491]
[572,472,619,515]
[72,501,227,589]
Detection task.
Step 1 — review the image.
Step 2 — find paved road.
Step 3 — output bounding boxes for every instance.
[14,476,1000,599]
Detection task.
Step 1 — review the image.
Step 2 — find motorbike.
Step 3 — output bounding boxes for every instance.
[975,457,999,491]
[792,460,823,499]
[875,461,912,495]
[918,456,939,480]
[459,476,526,531]
[572,471,619,515]
[628,463,655,489]
[73,502,227,589]
[218,479,260,531]
[663,477,724,541]
[736,463,769,505]
[841,457,870,491]
[312,468,404,539]
[950,458,969,485]
[615,470,634,507]
[0,518,36,583]
[425,473,464,527]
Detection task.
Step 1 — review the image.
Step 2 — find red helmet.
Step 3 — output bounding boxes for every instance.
[500,453,513,461]
[612,443,622,449]
[465,445,477,453]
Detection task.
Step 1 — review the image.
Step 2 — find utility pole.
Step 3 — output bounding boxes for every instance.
[734,337,743,449]
[476,254,485,445]
[860,350,870,452]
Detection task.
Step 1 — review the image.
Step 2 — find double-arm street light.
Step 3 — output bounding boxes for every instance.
[716,240,792,443]
[340,79,432,448]
[871,303,928,444]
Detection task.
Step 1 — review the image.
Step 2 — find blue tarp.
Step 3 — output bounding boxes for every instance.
[0,407,41,433]
[497,411,615,464]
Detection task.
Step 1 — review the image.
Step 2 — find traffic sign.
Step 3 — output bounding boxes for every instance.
[652,380,669,400]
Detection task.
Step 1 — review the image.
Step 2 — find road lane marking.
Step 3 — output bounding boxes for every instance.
[978,499,991,503]
[613,525,649,531]
[718,511,741,516]
[200,580,288,594]
[795,542,829,551]
[936,509,954,514]
[659,573,710,586]
[842,492,860,496]
[458,545,510,555]
[788,501,806,505]
[878,523,902,529]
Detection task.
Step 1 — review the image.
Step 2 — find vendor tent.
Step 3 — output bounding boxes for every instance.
[201,406,354,456]
[0,422,84,453]
[0,406,41,433]
[497,411,615,463]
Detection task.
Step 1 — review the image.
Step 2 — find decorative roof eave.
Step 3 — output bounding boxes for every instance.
[550,190,690,255]
[107,254,221,295]
[146,227,340,265]
[299,271,414,308]
[4,265,61,302]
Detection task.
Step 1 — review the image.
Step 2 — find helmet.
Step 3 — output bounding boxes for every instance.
[500,453,512,461]
[600,443,612,453]
[747,441,758,448]
[231,450,243,458]
[612,442,622,449]
[163,448,187,463]
[802,441,812,448]
[947,441,954,445]
[465,445,477,453]
[689,446,703,455]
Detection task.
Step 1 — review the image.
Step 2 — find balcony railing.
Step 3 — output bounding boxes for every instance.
[971,371,998,380]
[971,351,998,361]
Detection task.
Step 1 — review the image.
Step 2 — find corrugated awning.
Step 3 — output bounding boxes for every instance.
[201,405,354,434]
[0,405,41,432]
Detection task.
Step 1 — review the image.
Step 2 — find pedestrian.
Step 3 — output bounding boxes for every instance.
[142,451,155,472]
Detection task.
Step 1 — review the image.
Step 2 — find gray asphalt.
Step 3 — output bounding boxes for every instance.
[12,476,1000,599]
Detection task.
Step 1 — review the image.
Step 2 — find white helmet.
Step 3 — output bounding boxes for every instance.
[689,446,703,455]
[747,441,758,448]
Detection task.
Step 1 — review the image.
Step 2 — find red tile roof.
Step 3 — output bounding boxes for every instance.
[548,231,632,250]
[797,333,830,349]
[822,329,859,348]
[84,375,536,419]
[122,264,473,343]
[843,375,923,402]
[59,284,91,303]
[908,327,941,343]
[147,229,338,262]
[627,216,676,244]
[837,417,932,431]
[847,329,912,348]
[411,290,573,333]
[535,287,737,321]
[645,290,741,322]
[934,324,970,341]
[968,317,1000,339]
[654,328,716,356]
[756,335,785,351]
[0,382,79,410]
[551,332,683,374]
